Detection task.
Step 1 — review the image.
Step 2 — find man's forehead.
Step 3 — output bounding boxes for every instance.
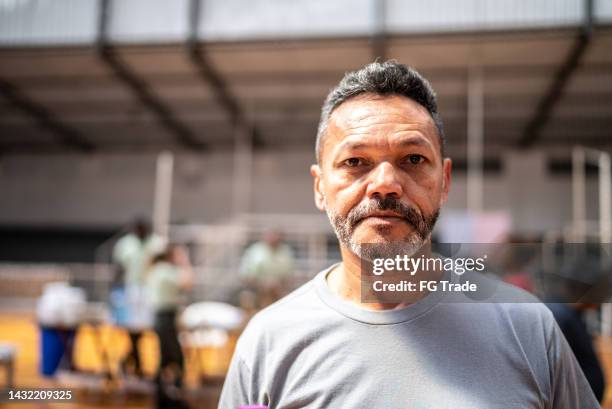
[332,94,430,125]
[324,94,439,152]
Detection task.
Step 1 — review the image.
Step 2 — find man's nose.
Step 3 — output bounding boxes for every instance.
[366,162,403,199]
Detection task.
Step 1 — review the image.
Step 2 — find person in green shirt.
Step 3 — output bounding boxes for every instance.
[112,218,165,377]
[239,230,295,308]
[147,244,193,409]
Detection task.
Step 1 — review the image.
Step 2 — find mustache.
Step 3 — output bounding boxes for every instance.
[346,196,428,233]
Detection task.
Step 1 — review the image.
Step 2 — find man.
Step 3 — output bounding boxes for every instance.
[547,303,605,403]
[112,218,165,377]
[219,62,598,408]
[147,244,194,409]
[240,230,295,307]
[113,218,166,289]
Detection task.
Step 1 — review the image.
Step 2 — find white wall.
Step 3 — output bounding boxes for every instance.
[0,148,601,234]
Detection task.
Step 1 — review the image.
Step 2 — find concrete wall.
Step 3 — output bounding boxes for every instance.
[0,148,601,235]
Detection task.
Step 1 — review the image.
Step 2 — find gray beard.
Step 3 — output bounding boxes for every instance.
[324,196,439,262]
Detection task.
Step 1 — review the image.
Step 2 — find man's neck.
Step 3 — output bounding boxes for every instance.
[326,246,435,311]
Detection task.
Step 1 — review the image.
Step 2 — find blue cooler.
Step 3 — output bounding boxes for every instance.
[40,326,64,376]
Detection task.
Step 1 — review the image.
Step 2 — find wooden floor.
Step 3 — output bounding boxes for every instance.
[0,311,225,408]
[3,310,612,408]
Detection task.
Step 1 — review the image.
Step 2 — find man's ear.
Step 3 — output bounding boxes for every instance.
[440,158,452,206]
[310,164,326,211]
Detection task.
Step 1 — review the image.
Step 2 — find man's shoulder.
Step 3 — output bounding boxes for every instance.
[115,233,136,247]
[450,272,556,331]
[246,241,266,252]
[232,276,325,364]
[113,234,138,258]
[467,273,558,341]
[461,271,541,304]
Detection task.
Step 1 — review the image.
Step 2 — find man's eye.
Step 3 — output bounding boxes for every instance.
[406,154,425,165]
[344,158,364,167]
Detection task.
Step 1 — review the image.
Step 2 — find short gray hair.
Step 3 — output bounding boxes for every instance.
[315,61,445,162]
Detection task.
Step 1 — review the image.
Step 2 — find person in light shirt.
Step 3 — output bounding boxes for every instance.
[239,230,294,307]
[147,244,193,409]
[112,218,165,377]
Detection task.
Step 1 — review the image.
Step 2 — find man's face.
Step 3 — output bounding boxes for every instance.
[311,94,451,259]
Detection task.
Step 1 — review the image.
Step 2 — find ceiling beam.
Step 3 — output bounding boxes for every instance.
[0,78,95,152]
[518,0,595,148]
[4,56,611,88]
[187,0,263,148]
[97,0,205,151]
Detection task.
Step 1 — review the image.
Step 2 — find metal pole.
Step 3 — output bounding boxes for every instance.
[572,146,587,241]
[232,124,253,217]
[599,152,611,244]
[153,151,174,239]
[371,0,387,61]
[467,65,484,214]
[599,152,612,336]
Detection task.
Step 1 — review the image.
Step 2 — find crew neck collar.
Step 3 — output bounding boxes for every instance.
[314,263,449,325]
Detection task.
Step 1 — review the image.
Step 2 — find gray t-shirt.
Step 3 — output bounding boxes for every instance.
[219,266,598,409]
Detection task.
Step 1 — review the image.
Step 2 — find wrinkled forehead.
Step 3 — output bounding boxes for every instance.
[322,94,440,160]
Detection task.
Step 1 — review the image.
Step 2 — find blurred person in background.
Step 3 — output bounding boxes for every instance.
[239,230,294,308]
[544,254,608,403]
[147,244,194,409]
[546,302,606,403]
[112,218,165,377]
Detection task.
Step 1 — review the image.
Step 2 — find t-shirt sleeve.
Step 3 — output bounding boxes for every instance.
[547,318,600,409]
[218,353,253,409]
